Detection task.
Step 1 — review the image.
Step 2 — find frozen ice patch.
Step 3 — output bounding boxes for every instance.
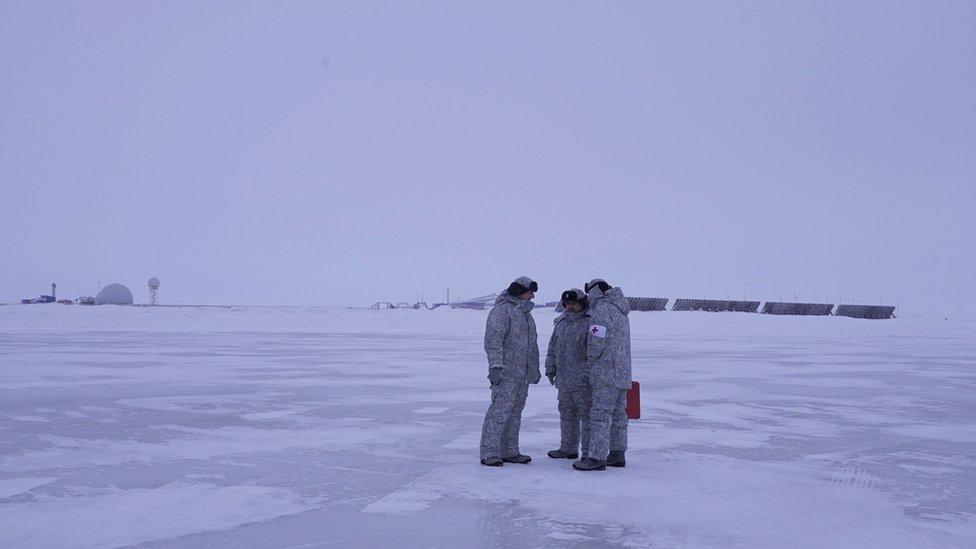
[884,423,976,444]
[61,411,89,419]
[441,431,480,450]
[9,416,49,423]
[0,477,314,548]
[240,406,315,421]
[413,407,450,415]
[547,530,595,541]
[0,477,57,500]
[363,478,445,515]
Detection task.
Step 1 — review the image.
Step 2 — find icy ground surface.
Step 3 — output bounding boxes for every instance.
[1,305,974,548]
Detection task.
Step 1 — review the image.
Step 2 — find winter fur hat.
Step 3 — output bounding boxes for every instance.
[561,288,588,309]
[584,278,611,294]
[507,276,539,297]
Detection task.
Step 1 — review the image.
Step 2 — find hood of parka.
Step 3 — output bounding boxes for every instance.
[587,286,629,316]
[496,290,534,313]
[606,287,629,315]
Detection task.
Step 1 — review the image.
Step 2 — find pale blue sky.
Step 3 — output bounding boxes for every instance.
[2,1,973,315]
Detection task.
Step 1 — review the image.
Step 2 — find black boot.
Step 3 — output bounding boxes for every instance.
[572,457,607,471]
[547,449,579,459]
[480,457,503,467]
[502,454,532,464]
[607,450,626,467]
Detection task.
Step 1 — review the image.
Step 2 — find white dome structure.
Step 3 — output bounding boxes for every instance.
[95,283,134,305]
[148,277,160,289]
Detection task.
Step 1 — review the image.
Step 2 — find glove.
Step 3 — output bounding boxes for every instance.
[547,373,556,386]
[488,368,503,385]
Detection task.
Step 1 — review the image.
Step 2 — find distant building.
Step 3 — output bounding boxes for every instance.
[95,283,134,305]
[21,283,56,304]
[450,293,497,310]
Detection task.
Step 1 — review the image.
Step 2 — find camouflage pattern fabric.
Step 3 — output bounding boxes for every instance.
[585,283,632,461]
[586,386,628,461]
[479,381,529,460]
[557,388,591,456]
[480,288,539,460]
[545,309,590,390]
[484,291,540,385]
[545,307,592,454]
[585,285,632,390]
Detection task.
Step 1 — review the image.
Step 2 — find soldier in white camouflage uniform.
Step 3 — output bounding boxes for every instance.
[479,276,541,466]
[545,288,592,460]
[574,278,632,471]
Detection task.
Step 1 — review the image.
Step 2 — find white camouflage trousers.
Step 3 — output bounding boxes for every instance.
[557,387,590,456]
[480,381,528,460]
[587,386,628,461]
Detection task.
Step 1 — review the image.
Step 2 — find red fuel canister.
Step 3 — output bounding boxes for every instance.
[626,381,641,419]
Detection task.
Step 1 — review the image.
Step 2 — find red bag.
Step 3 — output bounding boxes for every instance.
[626,381,641,419]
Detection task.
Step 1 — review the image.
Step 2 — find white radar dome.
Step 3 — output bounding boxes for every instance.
[95,283,134,305]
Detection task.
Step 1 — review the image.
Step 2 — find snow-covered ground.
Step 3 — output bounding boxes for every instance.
[1,305,974,548]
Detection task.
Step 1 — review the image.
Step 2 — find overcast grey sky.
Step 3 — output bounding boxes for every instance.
[2,1,973,315]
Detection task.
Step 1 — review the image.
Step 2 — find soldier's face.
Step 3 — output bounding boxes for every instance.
[518,291,535,300]
[565,301,583,313]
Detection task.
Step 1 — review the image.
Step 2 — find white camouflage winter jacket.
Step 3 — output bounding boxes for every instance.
[545,309,590,390]
[484,292,541,385]
[586,286,632,389]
